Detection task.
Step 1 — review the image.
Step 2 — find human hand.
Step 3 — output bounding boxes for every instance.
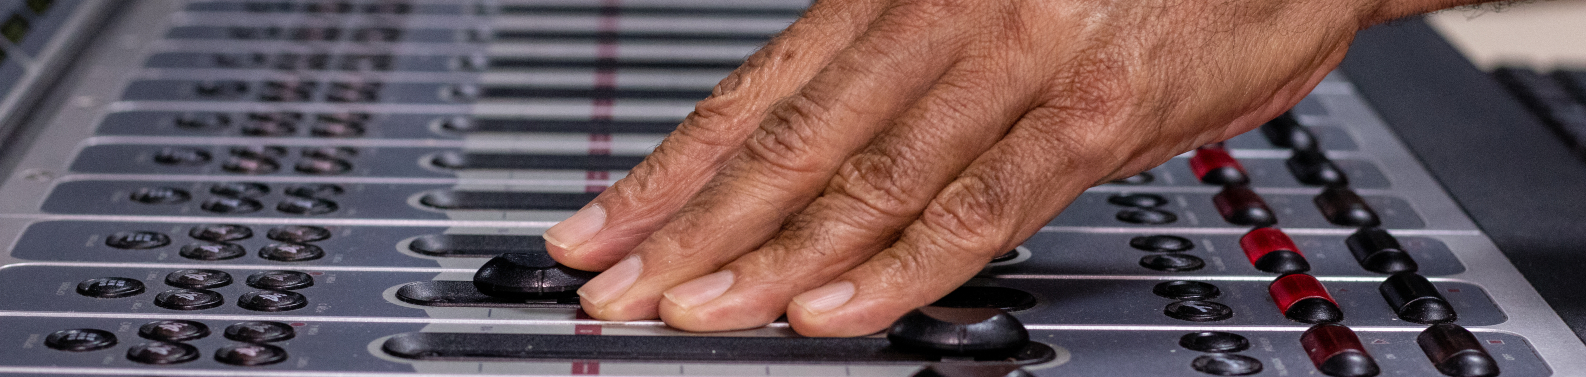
[543,0,1479,336]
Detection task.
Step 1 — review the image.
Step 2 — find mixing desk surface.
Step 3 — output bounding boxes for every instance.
[2,1,1586,376]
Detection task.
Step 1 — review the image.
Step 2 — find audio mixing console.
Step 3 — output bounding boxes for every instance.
[0,1,1584,376]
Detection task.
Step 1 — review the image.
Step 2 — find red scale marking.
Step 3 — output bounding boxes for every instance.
[586,0,621,195]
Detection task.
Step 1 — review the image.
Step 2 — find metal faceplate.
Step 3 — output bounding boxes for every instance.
[0,1,1579,376]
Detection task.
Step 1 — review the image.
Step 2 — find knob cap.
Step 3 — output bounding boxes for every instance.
[886,307,1029,357]
[472,253,598,298]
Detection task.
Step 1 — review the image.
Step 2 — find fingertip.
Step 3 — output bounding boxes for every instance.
[544,203,606,252]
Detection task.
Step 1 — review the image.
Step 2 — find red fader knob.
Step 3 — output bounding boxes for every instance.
[1301,324,1381,377]
[1189,144,1249,185]
[1240,227,1311,274]
[1269,273,1342,324]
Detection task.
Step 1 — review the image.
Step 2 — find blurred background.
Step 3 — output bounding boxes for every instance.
[1427,0,1586,70]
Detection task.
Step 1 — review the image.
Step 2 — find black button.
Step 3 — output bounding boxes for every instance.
[1417,324,1500,377]
[1129,235,1193,252]
[215,343,289,366]
[246,270,314,290]
[311,121,365,137]
[130,187,191,204]
[886,307,1029,356]
[1152,280,1221,300]
[223,321,295,343]
[174,113,231,130]
[154,289,225,310]
[77,277,146,298]
[164,269,233,289]
[1259,112,1317,151]
[473,253,600,298]
[1107,193,1168,208]
[1180,332,1249,353]
[153,147,212,166]
[1191,353,1263,376]
[188,224,252,242]
[276,197,338,215]
[1212,185,1276,227]
[1116,208,1178,224]
[1345,227,1418,274]
[240,120,298,136]
[1110,172,1154,185]
[302,146,358,159]
[990,249,1019,263]
[201,197,264,214]
[259,243,325,262]
[1286,149,1349,186]
[45,329,117,351]
[1164,300,1233,322]
[294,158,352,175]
[222,157,280,174]
[267,225,332,243]
[1379,272,1457,324]
[209,182,270,198]
[1314,187,1381,227]
[179,242,247,261]
[1140,254,1204,272]
[283,184,344,198]
[238,290,308,312]
[106,231,170,249]
[138,320,210,342]
[126,341,200,364]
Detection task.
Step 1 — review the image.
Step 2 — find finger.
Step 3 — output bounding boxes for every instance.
[656,56,1044,331]
[784,103,1133,337]
[544,0,887,271]
[576,2,980,321]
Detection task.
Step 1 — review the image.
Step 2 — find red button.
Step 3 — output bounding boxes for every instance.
[1189,144,1249,185]
[1300,324,1380,377]
[1269,273,1342,323]
[1239,227,1310,274]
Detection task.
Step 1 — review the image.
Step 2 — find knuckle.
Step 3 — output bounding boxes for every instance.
[829,152,923,219]
[917,174,1011,255]
[741,94,833,174]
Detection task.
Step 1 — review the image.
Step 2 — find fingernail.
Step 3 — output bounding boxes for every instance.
[663,271,735,310]
[792,281,855,315]
[545,204,606,252]
[578,255,642,306]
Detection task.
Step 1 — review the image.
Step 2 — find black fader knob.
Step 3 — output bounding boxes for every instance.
[473,253,599,298]
[1212,185,1276,227]
[1164,300,1234,322]
[246,270,314,290]
[1153,281,1222,301]
[1417,324,1500,377]
[1301,324,1381,377]
[1345,228,1418,274]
[126,341,200,365]
[276,197,338,215]
[238,290,309,312]
[77,277,146,298]
[215,343,288,366]
[1287,149,1349,186]
[164,269,233,289]
[224,321,295,343]
[1191,353,1264,376]
[1107,193,1169,208]
[886,307,1030,357]
[1130,235,1194,252]
[153,289,225,310]
[1260,112,1318,151]
[911,363,1034,377]
[266,225,332,243]
[1180,331,1249,353]
[1314,187,1381,227]
[259,243,325,262]
[188,224,252,242]
[130,187,191,204]
[1115,208,1178,225]
[105,231,170,249]
[138,320,210,342]
[45,329,118,352]
[1379,272,1457,324]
